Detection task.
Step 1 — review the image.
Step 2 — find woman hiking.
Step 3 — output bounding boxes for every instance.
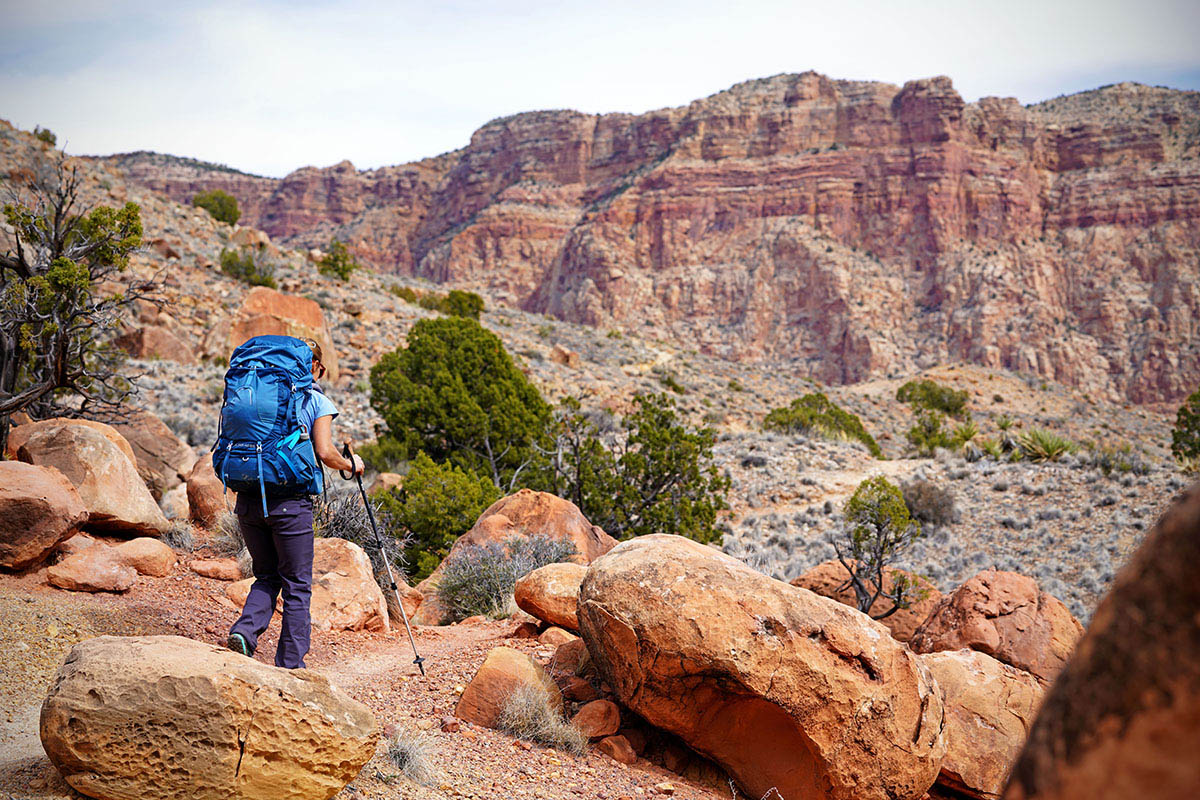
[212,335,363,669]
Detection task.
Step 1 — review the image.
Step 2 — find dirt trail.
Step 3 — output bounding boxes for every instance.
[0,567,725,800]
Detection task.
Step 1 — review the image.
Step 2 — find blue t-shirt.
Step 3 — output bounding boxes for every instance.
[297,385,338,435]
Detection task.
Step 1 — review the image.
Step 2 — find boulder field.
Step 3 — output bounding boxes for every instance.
[40,635,378,800]
[578,534,947,800]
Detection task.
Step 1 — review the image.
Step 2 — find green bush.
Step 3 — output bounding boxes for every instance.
[1172,388,1200,464]
[389,284,420,304]
[435,534,576,621]
[219,247,275,287]
[1017,428,1078,462]
[318,239,360,281]
[375,453,500,581]
[763,392,882,458]
[896,379,969,418]
[193,189,240,225]
[905,410,954,456]
[834,476,925,616]
[370,316,551,490]
[34,126,57,146]
[358,435,408,473]
[443,289,485,320]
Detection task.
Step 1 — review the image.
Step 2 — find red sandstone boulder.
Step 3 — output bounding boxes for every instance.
[414,489,616,624]
[113,537,177,577]
[310,538,390,633]
[18,423,170,537]
[191,557,243,581]
[6,417,137,464]
[538,626,578,647]
[1003,481,1200,800]
[113,325,198,365]
[923,650,1045,799]
[113,411,195,500]
[910,571,1083,682]
[47,547,137,593]
[514,562,587,630]
[597,734,637,764]
[230,286,338,380]
[579,535,946,800]
[790,559,944,642]
[0,462,88,570]
[368,472,403,494]
[455,647,563,729]
[187,454,229,527]
[571,699,620,739]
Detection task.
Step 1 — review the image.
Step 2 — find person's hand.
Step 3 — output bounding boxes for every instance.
[351,454,365,476]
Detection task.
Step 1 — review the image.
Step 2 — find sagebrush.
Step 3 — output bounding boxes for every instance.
[762,392,881,458]
[436,535,576,621]
[497,683,586,754]
[385,728,438,785]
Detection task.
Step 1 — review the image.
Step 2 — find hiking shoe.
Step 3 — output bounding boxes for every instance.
[227,632,253,657]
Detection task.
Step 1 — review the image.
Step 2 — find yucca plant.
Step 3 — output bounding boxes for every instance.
[1017,428,1078,462]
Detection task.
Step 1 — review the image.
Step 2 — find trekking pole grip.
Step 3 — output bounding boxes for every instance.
[339,440,357,481]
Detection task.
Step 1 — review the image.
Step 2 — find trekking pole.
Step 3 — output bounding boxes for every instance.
[340,441,427,676]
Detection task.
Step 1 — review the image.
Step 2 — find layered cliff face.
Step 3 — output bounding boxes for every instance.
[101,73,1200,403]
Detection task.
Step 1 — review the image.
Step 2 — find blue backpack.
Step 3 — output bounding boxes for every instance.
[212,335,323,514]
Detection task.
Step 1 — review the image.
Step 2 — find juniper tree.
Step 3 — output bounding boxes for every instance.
[832,476,925,617]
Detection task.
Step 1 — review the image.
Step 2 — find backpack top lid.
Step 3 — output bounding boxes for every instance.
[228,335,314,386]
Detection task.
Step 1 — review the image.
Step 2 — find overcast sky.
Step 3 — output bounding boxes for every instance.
[2,0,1197,177]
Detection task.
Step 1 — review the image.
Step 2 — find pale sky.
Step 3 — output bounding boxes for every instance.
[2,0,1197,177]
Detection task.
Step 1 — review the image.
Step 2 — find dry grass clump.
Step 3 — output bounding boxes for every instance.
[162,520,195,553]
[497,683,586,754]
[385,727,438,786]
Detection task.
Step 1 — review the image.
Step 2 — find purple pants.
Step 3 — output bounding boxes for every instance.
[229,494,314,669]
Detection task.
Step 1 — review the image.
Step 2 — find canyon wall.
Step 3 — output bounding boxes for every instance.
[101,73,1200,403]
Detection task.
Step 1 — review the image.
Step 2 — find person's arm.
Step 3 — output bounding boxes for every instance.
[312,414,363,475]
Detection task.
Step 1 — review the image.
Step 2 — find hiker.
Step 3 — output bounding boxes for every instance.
[212,335,363,668]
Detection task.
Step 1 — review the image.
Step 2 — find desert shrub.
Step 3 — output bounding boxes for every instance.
[357,435,408,473]
[905,410,954,456]
[211,511,245,556]
[496,683,586,754]
[315,489,411,585]
[762,392,882,458]
[192,189,240,224]
[830,476,925,616]
[978,437,1003,459]
[389,284,420,304]
[371,316,551,490]
[436,535,576,621]
[374,453,501,581]
[163,520,196,552]
[385,727,438,785]
[1172,388,1200,464]
[442,289,485,320]
[896,379,969,418]
[1017,428,1078,462]
[219,247,275,287]
[728,378,744,391]
[901,479,957,526]
[34,126,57,146]
[317,239,359,281]
[656,369,686,394]
[1083,442,1151,477]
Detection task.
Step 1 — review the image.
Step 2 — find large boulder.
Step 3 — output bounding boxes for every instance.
[455,646,563,729]
[114,537,177,577]
[790,559,945,642]
[579,535,946,800]
[910,571,1083,683]
[1004,481,1200,800]
[0,462,88,570]
[113,411,195,500]
[310,538,390,633]
[230,286,338,380]
[40,635,378,800]
[923,650,1045,799]
[113,324,198,365]
[17,423,170,536]
[514,561,587,630]
[187,453,229,527]
[6,417,137,464]
[47,546,137,593]
[415,489,616,623]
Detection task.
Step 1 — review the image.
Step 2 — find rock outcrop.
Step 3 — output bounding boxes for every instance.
[17,422,170,536]
[229,286,339,380]
[514,561,587,630]
[113,324,198,365]
[1003,481,1200,800]
[578,534,946,800]
[40,635,378,800]
[113,411,195,500]
[47,547,138,593]
[455,646,562,729]
[0,462,88,570]
[911,570,1083,683]
[105,77,1200,404]
[790,559,945,642]
[923,649,1045,799]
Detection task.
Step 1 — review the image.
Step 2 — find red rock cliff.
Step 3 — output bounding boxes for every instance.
[103,73,1200,404]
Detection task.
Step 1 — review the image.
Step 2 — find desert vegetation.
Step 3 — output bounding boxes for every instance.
[191,189,240,225]
[317,239,360,282]
[436,535,576,620]
[763,392,882,457]
[218,246,276,287]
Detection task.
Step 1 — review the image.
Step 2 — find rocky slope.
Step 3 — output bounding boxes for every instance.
[96,73,1200,404]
